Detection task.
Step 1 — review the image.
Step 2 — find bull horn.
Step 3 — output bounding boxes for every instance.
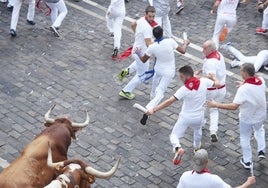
[85,158,121,179]
[44,104,56,123]
[71,110,90,128]
[47,142,64,170]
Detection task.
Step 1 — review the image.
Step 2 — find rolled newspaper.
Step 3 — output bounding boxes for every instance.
[133,103,148,113]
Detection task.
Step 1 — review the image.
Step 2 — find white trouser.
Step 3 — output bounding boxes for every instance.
[122,59,149,93]
[155,15,172,38]
[239,121,266,163]
[46,0,68,28]
[262,6,268,29]
[212,14,237,49]
[170,115,203,151]
[146,71,174,109]
[206,87,226,134]
[10,0,35,30]
[227,45,268,72]
[106,11,125,49]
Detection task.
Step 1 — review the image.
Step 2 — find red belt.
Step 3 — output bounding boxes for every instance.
[207,84,225,90]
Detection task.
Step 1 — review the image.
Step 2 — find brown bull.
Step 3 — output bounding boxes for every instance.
[44,142,120,188]
[0,104,89,188]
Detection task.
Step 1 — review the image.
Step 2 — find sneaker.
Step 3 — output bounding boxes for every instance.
[26,19,35,25]
[119,90,135,100]
[118,68,129,81]
[258,150,266,159]
[256,27,267,34]
[230,59,240,68]
[173,148,185,165]
[112,47,118,58]
[219,42,231,50]
[264,65,268,71]
[210,134,218,142]
[10,29,16,37]
[140,114,148,125]
[110,33,114,37]
[176,5,184,14]
[50,26,60,37]
[240,158,252,169]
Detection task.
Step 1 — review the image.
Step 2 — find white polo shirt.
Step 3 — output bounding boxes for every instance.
[133,17,154,53]
[233,77,266,124]
[203,51,226,86]
[174,77,214,119]
[177,171,230,188]
[145,38,178,76]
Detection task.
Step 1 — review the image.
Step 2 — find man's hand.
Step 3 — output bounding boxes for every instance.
[206,99,218,108]
[146,108,154,116]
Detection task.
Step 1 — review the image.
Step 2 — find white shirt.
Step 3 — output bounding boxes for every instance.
[217,0,239,17]
[177,171,231,188]
[233,77,266,124]
[203,51,226,86]
[145,38,178,76]
[174,78,214,119]
[133,17,154,53]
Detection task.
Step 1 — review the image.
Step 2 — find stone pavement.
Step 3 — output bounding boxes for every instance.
[0,0,267,187]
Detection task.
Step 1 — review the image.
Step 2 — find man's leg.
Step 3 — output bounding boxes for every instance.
[239,121,253,167]
[253,122,266,158]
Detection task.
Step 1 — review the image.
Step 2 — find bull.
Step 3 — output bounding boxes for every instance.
[44,142,120,188]
[0,104,90,187]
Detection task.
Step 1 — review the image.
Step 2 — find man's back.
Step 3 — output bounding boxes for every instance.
[177,171,230,188]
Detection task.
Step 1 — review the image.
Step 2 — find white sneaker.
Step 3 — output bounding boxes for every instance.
[264,66,268,71]
[231,59,240,68]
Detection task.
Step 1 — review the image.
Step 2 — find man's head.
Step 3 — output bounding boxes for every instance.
[145,6,156,23]
[202,40,216,56]
[240,63,255,80]
[153,26,163,40]
[193,149,209,173]
[179,65,194,83]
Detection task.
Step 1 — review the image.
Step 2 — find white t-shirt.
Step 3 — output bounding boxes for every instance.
[177,171,230,188]
[133,17,154,53]
[203,51,226,86]
[145,38,178,76]
[173,77,214,119]
[217,0,239,17]
[233,77,266,124]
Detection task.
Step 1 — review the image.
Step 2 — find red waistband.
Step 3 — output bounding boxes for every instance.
[207,84,225,90]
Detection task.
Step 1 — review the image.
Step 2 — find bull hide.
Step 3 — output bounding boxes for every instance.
[0,105,89,188]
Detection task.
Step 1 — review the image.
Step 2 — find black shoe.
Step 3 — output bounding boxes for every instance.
[110,33,114,37]
[240,158,252,169]
[112,48,118,57]
[176,5,184,14]
[125,0,129,2]
[140,114,148,125]
[50,26,60,37]
[258,150,266,159]
[26,19,35,25]
[7,6,13,11]
[210,134,218,142]
[10,29,16,37]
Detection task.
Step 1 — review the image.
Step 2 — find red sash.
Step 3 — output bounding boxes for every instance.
[185,77,200,91]
[206,51,221,61]
[244,76,262,85]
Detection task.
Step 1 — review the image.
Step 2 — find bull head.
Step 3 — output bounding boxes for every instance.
[44,104,90,128]
[47,142,120,179]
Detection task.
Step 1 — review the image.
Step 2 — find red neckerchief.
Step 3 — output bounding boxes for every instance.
[185,77,200,91]
[206,50,221,61]
[192,168,211,174]
[244,76,262,85]
[145,17,158,27]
